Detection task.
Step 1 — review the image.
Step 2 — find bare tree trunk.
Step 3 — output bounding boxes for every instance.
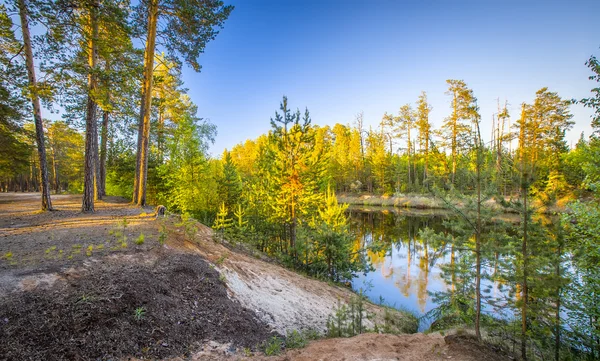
[82,0,99,212]
[18,0,53,210]
[134,0,159,206]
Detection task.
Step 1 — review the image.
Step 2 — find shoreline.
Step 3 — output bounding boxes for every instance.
[337,193,568,215]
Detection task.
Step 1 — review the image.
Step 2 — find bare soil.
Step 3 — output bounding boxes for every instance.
[0,193,512,361]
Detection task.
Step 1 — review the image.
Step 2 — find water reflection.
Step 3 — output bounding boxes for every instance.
[348,207,451,327]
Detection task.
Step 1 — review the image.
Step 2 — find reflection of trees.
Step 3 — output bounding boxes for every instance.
[349,211,449,312]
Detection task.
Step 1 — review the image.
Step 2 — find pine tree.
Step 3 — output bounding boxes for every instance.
[416,91,432,185]
[267,96,326,263]
[442,80,478,187]
[133,0,233,206]
[16,0,53,210]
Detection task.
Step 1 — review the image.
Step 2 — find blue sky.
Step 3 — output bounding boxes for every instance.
[183,0,599,155]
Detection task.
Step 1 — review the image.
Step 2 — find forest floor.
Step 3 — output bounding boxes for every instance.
[0,193,511,361]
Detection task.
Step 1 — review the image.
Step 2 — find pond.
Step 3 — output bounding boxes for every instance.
[347,206,510,331]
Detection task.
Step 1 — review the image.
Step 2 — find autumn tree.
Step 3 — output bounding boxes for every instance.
[266,96,326,262]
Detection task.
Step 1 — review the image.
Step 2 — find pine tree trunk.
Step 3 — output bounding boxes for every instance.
[475,120,482,342]
[99,110,109,198]
[451,93,458,186]
[521,178,528,361]
[82,0,99,212]
[424,133,429,183]
[407,127,411,191]
[555,273,560,361]
[18,0,53,211]
[134,0,159,206]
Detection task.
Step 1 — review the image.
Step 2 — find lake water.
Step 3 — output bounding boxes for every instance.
[348,207,464,330]
[348,206,517,331]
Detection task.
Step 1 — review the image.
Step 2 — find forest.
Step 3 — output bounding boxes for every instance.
[1,0,600,360]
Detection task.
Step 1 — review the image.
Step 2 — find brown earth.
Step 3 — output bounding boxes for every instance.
[0,193,512,361]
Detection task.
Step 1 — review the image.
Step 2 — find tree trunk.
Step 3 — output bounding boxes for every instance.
[99,110,109,198]
[554,239,562,361]
[134,0,159,206]
[82,0,99,212]
[18,0,53,211]
[475,119,482,342]
[424,132,429,183]
[407,127,411,191]
[451,92,458,186]
[521,176,529,361]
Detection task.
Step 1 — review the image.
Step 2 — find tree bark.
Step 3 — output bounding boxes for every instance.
[451,91,458,185]
[82,0,99,212]
[18,0,53,211]
[475,119,482,342]
[521,175,529,361]
[134,0,159,206]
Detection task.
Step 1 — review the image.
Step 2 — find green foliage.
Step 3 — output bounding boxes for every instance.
[212,202,233,232]
[563,202,600,358]
[284,330,308,349]
[176,213,198,243]
[262,336,283,356]
[133,307,146,321]
[158,223,168,245]
[135,233,145,245]
[109,218,129,245]
[155,114,218,220]
[580,51,600,135]
[326,291,372,338]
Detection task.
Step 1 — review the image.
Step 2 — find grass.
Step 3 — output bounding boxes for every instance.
[285,330,308,349]
[215,253,228,265]
[133,307,146,321]
[135,233,145,245]
[337,193,443,209]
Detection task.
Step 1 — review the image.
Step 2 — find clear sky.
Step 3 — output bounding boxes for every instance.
[182,0,599,156]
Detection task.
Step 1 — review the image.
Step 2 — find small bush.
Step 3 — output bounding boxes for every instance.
[263,336,283,356]
[135,233,145,245]
[285,330,307,349]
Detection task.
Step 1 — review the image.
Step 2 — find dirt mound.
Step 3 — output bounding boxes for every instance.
[0,252,272,361]
[444,334,511,361]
